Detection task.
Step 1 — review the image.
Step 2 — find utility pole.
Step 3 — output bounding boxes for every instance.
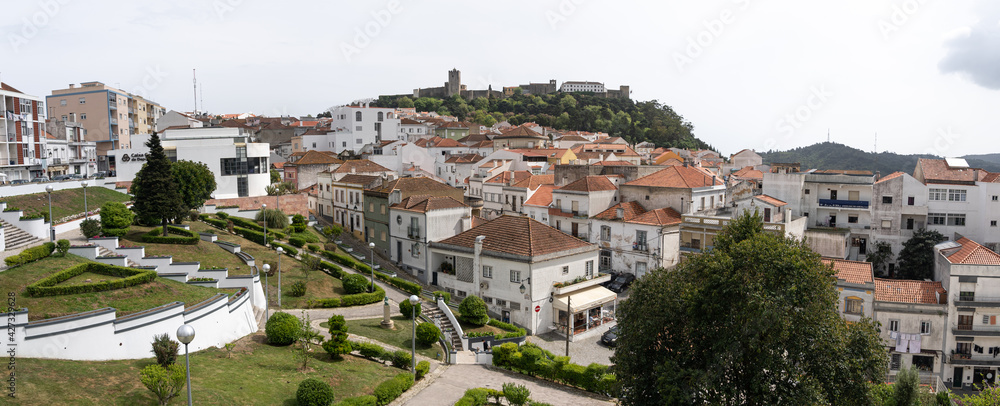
[565,295,571,357]
[192,69,198,116]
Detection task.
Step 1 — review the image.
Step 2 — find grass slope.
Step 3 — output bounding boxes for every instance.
[1,186,131,221]
[9,333,399,405]
[322,316,445,360]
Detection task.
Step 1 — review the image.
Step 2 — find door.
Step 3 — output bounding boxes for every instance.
[396,240,402,263]
[432,271,438,286]
[571,222,579,238]
[502,310,510,323]
[830,190,838,200]
[906,218,914,230]
[829,215,837,227]
[763,208,771,222]
[954,367,963,388]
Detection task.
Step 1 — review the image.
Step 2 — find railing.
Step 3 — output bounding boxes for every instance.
[109,118,117,125]
[407,226,420,239]
[887,372,943,392]
[818,199,869,208]
[955,294,1000,304]
[954,324,1000,333]
[109,103,117,110]
[633,243,649,252]
[680,242,701,253]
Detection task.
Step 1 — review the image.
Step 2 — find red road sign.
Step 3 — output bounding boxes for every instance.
[535,305,541,313]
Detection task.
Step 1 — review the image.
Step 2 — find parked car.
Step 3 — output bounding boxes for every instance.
[30,176,50,183]
[601,325,620,347]
[68,174,84,180]
[601,271,620,289]
[91,171,107,179]
[607,273,636,293]
[52,174,72,181]
[9,179,28,185]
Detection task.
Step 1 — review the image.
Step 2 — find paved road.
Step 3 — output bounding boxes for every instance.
[401,364,614,406]
[528,322,616,366]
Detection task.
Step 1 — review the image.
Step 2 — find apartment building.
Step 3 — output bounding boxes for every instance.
[323,105,402,154]
[46,82,165,166]
[874,277,948,386]
[619,165,726,215]
[0,82,46,181]
[591,202,683,276]
[872,171,930,274]
[549,176,620,241]
[389,195,470,284]
[364,177,464,258]
[914,158,1000,250]
[44,120,97,177]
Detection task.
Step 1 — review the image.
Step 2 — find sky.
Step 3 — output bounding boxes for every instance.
[2,0,998,157]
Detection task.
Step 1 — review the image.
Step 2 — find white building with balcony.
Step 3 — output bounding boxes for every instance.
[549,176,619,241]
[389,195,470,284]
[1,81,46,180]
[872,171,929,274]
[590,202,683,277]
[44,120,97,177]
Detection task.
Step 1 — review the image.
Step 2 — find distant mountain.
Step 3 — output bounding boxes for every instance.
[759,142,1000,175]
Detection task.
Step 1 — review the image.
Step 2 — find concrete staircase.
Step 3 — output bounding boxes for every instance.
[424,305,463,351]
[96,246,141,268]
[1,219,44,251]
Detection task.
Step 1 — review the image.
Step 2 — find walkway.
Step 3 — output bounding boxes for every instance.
[400,364,615,406]
[0,227,89,272]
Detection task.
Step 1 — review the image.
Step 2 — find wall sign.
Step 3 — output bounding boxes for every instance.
[120,153,148,163]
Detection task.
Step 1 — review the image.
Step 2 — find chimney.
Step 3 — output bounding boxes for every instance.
[473,235,486,292]
[69,84,75,89]
[875,171,881,181]
[616,207,624,219]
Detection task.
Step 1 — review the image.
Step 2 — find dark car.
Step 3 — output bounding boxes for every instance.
[601,325,620,347]
[52,174,72,181]
[600,271,620,288]
[607,273,636,293]
[9,179,29,185]
[30,176,50,183]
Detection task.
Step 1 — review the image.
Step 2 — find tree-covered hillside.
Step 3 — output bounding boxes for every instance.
[373,92,712,150]
[761,142,1000,174]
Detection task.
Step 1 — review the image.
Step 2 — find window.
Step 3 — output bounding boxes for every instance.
[929,213,946,225]
[848,191,860,201]
[495,299,507,307]
[929,188,946,201]
[79,97,85,104]
[881,220,892,229]
[804,189,810,195]
[483,296,493,304]
[890,354,901,370]
[848,215,858,224]
[555,220,561,230]
[889,319,899,332]
[948,214,966,226]
[562,266,569,275]
[483,265,493,279]
[411,242,420,257]
[845,298,863,314]
[59,99,66,106]
[510,270,521,283]
[993,221,998,227]
[920,321,931,335]
[600,225,610,241]
[380,231,386,241]
[377,112,383,121]
[994,195,999,201]
[636,261,647,276]
[882,196,893,204]
[355,111,362,121]
[380,204,386,214]
[949,189,967,202]
[80,113,86,120]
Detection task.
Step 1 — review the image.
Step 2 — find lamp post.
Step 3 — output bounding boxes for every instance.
[262,264,270,318]
[276,246,284,308]
[408,294,419,378]
[176,324,196,406]
[45,185,54,241]
[81,181,89,221]
[261,204,267,248]
[369,242,376,293]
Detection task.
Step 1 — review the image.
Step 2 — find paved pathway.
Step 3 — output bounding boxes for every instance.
[528,322,616,366]
[401,364,615,406]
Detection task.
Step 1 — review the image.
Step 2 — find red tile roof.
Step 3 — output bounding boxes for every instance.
[754,195,787,207]
[524,185,558,206]
[291,150,343,166]
[559,176,618,192]
[391,195,468,213]
[486,171,532,185]
[435,216,594,258]
[947,237,1000,265]
[512,174,555,189]
[916,158,989,184]
[594,161,632,166]
[495,126,546,139]
[874,278,946,304]
[731,166,764,180]
[624,166,723,188]
[0,82,24,93]
[332,159,391,174]
[593,201,647,221]
[444,154,485,164]
[875,171,905,184]
[335,174,382,187]
[629,207,683,226]
[822,258,874,285]
[556,135,588,142]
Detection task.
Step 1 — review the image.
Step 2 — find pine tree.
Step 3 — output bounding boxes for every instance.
[131,133,182,236]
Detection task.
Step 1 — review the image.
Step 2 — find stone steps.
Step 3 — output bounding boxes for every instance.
[1,219,44,251]
[424,305,463,351]
[97,246,141,268]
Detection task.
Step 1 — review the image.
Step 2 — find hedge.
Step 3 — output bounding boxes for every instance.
[271,242,298,257]
[455,388,489,406]
[101,227,129,237]
[234,226,274,246]
[26,263,157,297]
[4,242,55,267]
[312,284,385,308]
[202,217,228,229]
[415,360,430,380]
[488,318,527,339]
[319,250,420,295]
[373,373,414,406]
[227,216,264,232]
[288,236,306,248]
[355,342,387,360]
[491,343,617,395]
[140,226,199,245]
[333,395,377,406]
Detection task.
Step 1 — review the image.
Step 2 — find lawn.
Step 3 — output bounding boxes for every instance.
[9,332,401,405]
[1,186,131,221]
[0,254,222,321]
[460,320,506,336]
[321,316,446,361]
[121,223,252,274]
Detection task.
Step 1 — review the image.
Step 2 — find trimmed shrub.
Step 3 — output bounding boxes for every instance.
[415,360,430,380]
[289,281,307,297]
[391,350,411,369]
[202,217,228,229]
[26,262,155,296]
[56,239,70,256]
[288,236,306,248]
[228,216,264,231]
[101,227,129,237]
[188,210,200,221]
[216,212,229,219]
[334,395,377,406]
[265,312,301,346]
[415,323,440,346]
[342,274,370,294]
[318,261,343,278]
[234,226,275,246]
[100,201,134,229]
[433,290,451,304]
[80,218,101,238]
[459,296,489,326]
[292,213,306,225]
[307,243,320,252]
[373,373,414,406]
[355,342,386,360]
[272,242,298,257]
[503,382,531,406]
[151,333,179,367]
[312,284,385,308]
[455,388,489,406]
[323,315,352,359]
[5,242,55,267]
[292,223,307,233]
[255,208,289,229]
[489,318,527,339]
[139,363,186,406]
[296,378,335,406]
[141,226,199,245]
[399,299,421,320]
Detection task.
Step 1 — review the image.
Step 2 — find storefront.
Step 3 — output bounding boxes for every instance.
[553,285,617,340]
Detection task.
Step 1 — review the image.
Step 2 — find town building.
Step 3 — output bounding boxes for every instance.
[591,202,683,276]
[43,120,97,178]
[549,176,620,241]
[1,82,47,181]
[364,177,464,257]
[390,195,470,284]
[619,165,726,215]
[874,277,947,386]
[328,173,383,238]
[282,150,343,191]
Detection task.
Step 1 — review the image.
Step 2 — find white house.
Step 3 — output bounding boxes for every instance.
[429,216,610,338]
[591,201,683,277]
[389,195,470,284]
[154,110,204,132]
[871,171,929,275]
[549,175,619,241]
[874,277,947,386]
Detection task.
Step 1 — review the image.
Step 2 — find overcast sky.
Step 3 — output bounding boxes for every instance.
[2,0,998,157]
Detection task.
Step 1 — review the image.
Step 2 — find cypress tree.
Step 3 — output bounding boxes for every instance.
[131,132,182,236]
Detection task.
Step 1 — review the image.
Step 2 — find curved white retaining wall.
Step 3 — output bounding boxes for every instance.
[10,290,257,360]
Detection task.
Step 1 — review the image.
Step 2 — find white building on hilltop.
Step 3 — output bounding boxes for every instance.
[115,127,269,198]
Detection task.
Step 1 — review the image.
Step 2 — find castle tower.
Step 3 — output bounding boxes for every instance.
[446,69,461,97]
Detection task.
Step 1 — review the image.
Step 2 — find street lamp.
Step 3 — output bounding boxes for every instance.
[409,294,419,378]
[81,181,89,221]
[276,246,284,308]
[519,277,531,295]
[45,185,54,241]
[261,204,267,248]
[262,264,270,318]
[176,324,196,406]
[369,242,376,293]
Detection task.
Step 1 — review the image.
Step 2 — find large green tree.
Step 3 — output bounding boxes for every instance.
[131,133,182,236]
[171,160,216,214]
[612,211,888,405]
[896,228,946,280]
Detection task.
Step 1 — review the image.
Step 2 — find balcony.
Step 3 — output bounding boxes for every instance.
[407,226,420,239]
[632,242,649,252]
[953,324,1000,336]
[950,352,1000,366]
[818,199,869,209]
[109,103,117,110]
[955,293,1000,307]
[110,118,118,125]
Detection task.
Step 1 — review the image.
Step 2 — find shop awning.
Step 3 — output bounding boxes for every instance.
[554,285,617,314]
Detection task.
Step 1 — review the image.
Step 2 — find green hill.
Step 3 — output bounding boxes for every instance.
[373,92,713,150]
[760,142,1000,175]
